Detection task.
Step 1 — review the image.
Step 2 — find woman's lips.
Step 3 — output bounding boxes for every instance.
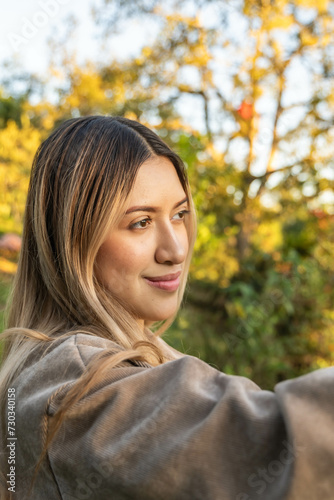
[143,272,181,292]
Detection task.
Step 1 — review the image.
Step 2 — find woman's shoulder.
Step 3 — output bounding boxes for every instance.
[13,334,137,406]
[23,332,139,374]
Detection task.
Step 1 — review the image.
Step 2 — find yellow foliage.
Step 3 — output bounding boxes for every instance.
[0,257,17,275]
[301,31,318,46]
[250,220,283,253]
[320,33,333,47]
[166,12,202,29]
[196,225,212,245]
[193,217,239,286]
[142,46,153,58]
[313,356,333,369]
[296,0,329,13]
[272,40,284,58]
[124,111,139,121]
[266,14,294,30]
[0,117,42,233]
[184,46,211,67]
[61,64,116,113]
[205,143,224,163]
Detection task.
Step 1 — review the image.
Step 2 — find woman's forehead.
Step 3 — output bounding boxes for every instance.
[126,157,187,208]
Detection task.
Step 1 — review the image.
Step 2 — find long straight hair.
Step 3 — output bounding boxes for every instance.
[0,116,196,498]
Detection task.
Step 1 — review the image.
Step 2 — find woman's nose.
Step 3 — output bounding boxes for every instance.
[155,224,188,265]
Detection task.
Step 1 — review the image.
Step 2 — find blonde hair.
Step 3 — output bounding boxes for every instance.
[0,116,196,497]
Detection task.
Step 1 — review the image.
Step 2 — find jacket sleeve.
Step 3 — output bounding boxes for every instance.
[43,340,334,500]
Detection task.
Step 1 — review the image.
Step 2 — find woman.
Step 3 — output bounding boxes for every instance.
[0,115,333,500]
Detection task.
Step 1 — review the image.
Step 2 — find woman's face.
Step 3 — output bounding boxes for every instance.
[95,156,190,326]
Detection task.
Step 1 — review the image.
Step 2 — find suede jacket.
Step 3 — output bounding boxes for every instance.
[5,333,334,499]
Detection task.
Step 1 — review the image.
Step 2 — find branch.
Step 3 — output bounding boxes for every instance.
[255,162,300,184]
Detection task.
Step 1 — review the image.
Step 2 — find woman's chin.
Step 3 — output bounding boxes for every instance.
[143,309,177,325]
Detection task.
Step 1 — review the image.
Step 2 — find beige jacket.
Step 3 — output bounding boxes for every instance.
[7,333,334,499]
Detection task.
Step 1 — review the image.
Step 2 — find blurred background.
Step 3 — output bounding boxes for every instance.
[0,0,333,389]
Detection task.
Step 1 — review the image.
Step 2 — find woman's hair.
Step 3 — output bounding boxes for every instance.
[0,115,196,497]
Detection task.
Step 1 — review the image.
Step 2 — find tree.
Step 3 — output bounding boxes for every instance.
[1,0,333,386]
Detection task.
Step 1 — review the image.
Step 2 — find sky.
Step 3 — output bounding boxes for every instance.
[0,0,209,133]
[0,0,155,75]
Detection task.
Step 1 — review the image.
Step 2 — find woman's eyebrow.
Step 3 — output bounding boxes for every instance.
[125,196,188,215]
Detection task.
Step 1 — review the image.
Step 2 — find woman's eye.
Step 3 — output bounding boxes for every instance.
[173,210,190,221]
[130,218,151,229]
[130,210,189,229]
